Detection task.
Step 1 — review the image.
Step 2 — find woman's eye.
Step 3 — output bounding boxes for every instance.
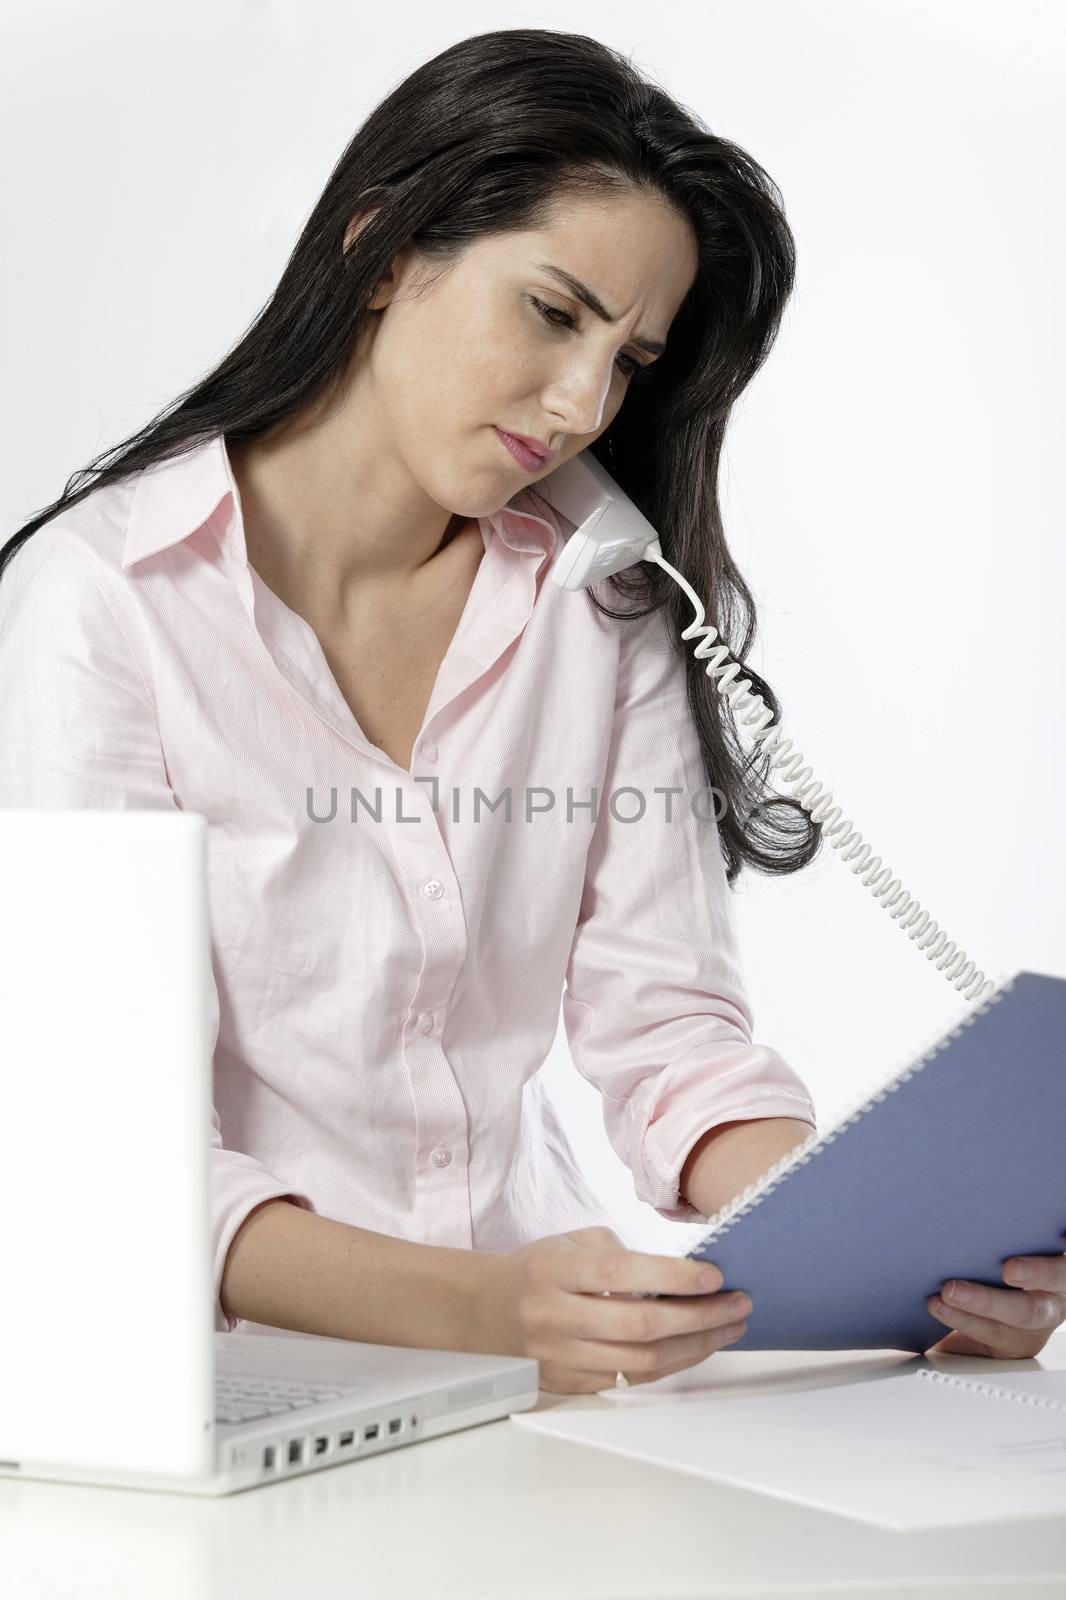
[528,296,646,380]
[530,296,574,330]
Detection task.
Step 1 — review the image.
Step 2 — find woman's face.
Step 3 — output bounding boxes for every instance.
[348,185,699,517]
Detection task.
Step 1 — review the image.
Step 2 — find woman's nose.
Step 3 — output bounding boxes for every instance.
[543,358,618,440]
[545,388,612,443]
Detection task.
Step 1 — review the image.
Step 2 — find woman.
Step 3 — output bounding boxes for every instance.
[2,29,1060,1393]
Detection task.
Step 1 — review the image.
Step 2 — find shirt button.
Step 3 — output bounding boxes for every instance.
[420,741,438,763]
[432,1146,452,1168]
[418,1012,435,1035]
[423,879,444,899]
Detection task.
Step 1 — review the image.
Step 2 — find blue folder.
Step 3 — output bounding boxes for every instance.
[674,970,1066,1351]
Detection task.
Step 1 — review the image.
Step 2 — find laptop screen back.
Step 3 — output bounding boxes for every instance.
[0,809,215,1479]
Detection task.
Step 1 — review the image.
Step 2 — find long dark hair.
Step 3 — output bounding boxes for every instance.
[1,26,821,884]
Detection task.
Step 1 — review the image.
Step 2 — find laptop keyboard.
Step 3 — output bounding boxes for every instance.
[215,1373,366,1426]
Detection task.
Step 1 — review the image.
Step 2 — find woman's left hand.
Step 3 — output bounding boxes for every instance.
[925,1237,1066,1358]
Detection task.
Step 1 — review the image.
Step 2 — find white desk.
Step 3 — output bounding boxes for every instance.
[4,1329,1065,1599]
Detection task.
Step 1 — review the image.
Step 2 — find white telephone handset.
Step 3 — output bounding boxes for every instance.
[536,449,993,1004]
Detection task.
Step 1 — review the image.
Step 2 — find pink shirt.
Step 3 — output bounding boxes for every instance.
[0,432,816,1336]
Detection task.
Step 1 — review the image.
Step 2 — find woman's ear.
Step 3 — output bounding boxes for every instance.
[343,208,417,313]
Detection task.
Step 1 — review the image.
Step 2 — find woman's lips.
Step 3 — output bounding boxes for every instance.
[494,428,548,471]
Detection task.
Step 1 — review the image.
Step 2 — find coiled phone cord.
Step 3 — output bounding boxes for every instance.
[643,540,993,1005]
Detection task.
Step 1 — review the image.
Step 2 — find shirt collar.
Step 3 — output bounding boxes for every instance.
[121,431,563,571]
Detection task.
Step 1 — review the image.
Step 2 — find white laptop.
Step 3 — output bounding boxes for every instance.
[0,809,539,1496]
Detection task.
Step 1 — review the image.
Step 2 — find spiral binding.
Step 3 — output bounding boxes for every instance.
[916,1368,1066,1413]
[644,545,994,1005]
[672,970,1015,1257]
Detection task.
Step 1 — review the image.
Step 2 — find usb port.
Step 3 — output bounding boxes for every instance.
[365,1423,379,1441]
[338,1430,355,1448]
[388,1418,402,1435]
[262,1445,276,1470]
[288,1439,303,1464]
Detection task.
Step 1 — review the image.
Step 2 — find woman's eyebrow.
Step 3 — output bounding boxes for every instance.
[532,261,666,356]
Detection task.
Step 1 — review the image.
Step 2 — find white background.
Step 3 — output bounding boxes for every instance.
[3,0,1063,1254]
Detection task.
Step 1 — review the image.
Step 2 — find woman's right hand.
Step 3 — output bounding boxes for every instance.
[472,1226,751,1395]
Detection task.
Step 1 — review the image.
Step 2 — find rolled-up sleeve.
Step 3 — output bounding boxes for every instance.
[562,601,817,1223]
[0,531,316,1331]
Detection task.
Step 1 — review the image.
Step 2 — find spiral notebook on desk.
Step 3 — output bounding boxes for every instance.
[513,1364,1066,1530]
[659,969,1066,1351]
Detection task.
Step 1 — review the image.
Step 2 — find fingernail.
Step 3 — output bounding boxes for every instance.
[698,1268,720,1290]
[1006,1261,1032,1285]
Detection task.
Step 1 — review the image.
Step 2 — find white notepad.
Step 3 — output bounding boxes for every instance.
[511,1367,1066,1531]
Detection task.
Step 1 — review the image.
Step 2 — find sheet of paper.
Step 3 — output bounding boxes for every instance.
[512,1369,1066,1531]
